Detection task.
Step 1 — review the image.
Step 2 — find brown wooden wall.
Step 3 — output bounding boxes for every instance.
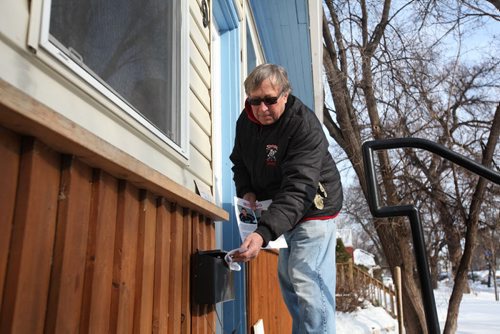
[0,127,218,333]
[247,250,293,333]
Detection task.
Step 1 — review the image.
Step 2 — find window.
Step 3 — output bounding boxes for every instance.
[41,0,188,154]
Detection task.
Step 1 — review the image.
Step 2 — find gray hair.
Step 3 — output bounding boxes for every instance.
[244,63,292,95]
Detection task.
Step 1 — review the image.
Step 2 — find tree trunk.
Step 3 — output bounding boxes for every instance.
[429,247,440,290]
[443,103,500,333]
[376,219,428,333]
[322,2,429,331]
[438,205,463,279]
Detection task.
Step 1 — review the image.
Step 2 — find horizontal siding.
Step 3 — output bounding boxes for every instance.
[190,117,212,160]
[190,0,210,49]
[190,39,211,88]
[189,145,213,185]
[248,0,315,110]
[188,0,212,192]
[190,90,211,137]
[0,127,219,334]
[190,69,211,113]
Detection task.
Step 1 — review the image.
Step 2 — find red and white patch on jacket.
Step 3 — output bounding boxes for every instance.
[266,144,278,166]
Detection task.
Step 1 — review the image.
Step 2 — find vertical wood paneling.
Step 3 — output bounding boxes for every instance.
[269,255,281,330]
[190,212,202,334]
[247,258,258,329]
[45,156,92,334]
[191,213,215,334]
[111,181,140,334]
[263,255,272,331]
[133,191,157,334]
[181,209,193,334]
[197,215,216,333]
[80,170,118,333]
[0,138,60,333]
[0,127,20,315]
[205,217,216,332]
[168,205,185,333]
[248,251,293,333]
[153,198,172,333]
[0,132,219,334]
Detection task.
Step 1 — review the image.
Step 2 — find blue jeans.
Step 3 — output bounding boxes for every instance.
[278,219,337,334]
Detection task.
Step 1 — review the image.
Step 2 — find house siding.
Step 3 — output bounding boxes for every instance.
[189,0,213,189]
[0,84,226,333]
[0,0,214,194]
[0,133,218,333]
[0,0,229,333]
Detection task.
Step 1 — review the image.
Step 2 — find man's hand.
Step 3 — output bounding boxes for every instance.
[231,232,263,262]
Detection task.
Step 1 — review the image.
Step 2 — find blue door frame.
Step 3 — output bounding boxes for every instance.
[213,1,246,333]
[213,1,315,332]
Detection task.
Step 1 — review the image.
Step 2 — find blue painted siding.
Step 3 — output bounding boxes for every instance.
[249,0,315,111]
[213,0,239,31]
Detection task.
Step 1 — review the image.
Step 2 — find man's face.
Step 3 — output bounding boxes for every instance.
[248,79,288,125]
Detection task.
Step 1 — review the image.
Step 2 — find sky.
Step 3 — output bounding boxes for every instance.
[336,281,500,333]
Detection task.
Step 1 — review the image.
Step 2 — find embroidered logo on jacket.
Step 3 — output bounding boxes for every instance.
[265,144,278,166]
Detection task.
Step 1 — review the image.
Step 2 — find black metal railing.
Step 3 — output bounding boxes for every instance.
[362,137,500,334]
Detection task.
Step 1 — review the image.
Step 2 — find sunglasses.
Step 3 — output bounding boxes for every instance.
[247,93,282,106]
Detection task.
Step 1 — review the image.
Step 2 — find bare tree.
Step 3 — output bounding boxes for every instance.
[322,1,499,332]
[445,104,499,332]
[342,184,384,261]
[323,1,430,331]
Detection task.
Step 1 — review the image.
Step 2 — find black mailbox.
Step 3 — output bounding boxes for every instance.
[191,250,235,304]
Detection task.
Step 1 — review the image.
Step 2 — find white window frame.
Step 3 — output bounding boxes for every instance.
[36,0,190,157]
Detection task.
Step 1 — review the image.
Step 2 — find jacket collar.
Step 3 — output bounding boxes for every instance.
[244,99,261,124]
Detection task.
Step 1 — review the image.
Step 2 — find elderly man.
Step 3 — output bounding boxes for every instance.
[230,63,343,333]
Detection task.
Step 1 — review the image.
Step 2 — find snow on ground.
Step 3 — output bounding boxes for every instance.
[336,303,397,333]
[336,281,500,333]
[435,281,500,334]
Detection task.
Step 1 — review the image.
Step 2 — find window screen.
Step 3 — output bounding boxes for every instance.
[48,0,182,145]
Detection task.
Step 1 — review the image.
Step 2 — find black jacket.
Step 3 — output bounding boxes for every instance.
[230,95,343,245]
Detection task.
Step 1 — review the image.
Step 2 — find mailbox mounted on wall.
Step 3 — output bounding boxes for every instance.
[191,250,235,305]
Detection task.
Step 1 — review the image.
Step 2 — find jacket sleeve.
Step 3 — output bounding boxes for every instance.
[230,122,254,198]
[255,113,327,245]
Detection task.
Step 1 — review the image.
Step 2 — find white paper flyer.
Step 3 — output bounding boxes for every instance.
[233,196,287,249]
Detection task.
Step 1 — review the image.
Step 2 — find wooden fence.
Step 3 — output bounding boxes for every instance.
[247,254,400,333]
[337,261,397,318]
[247,249,292,333]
